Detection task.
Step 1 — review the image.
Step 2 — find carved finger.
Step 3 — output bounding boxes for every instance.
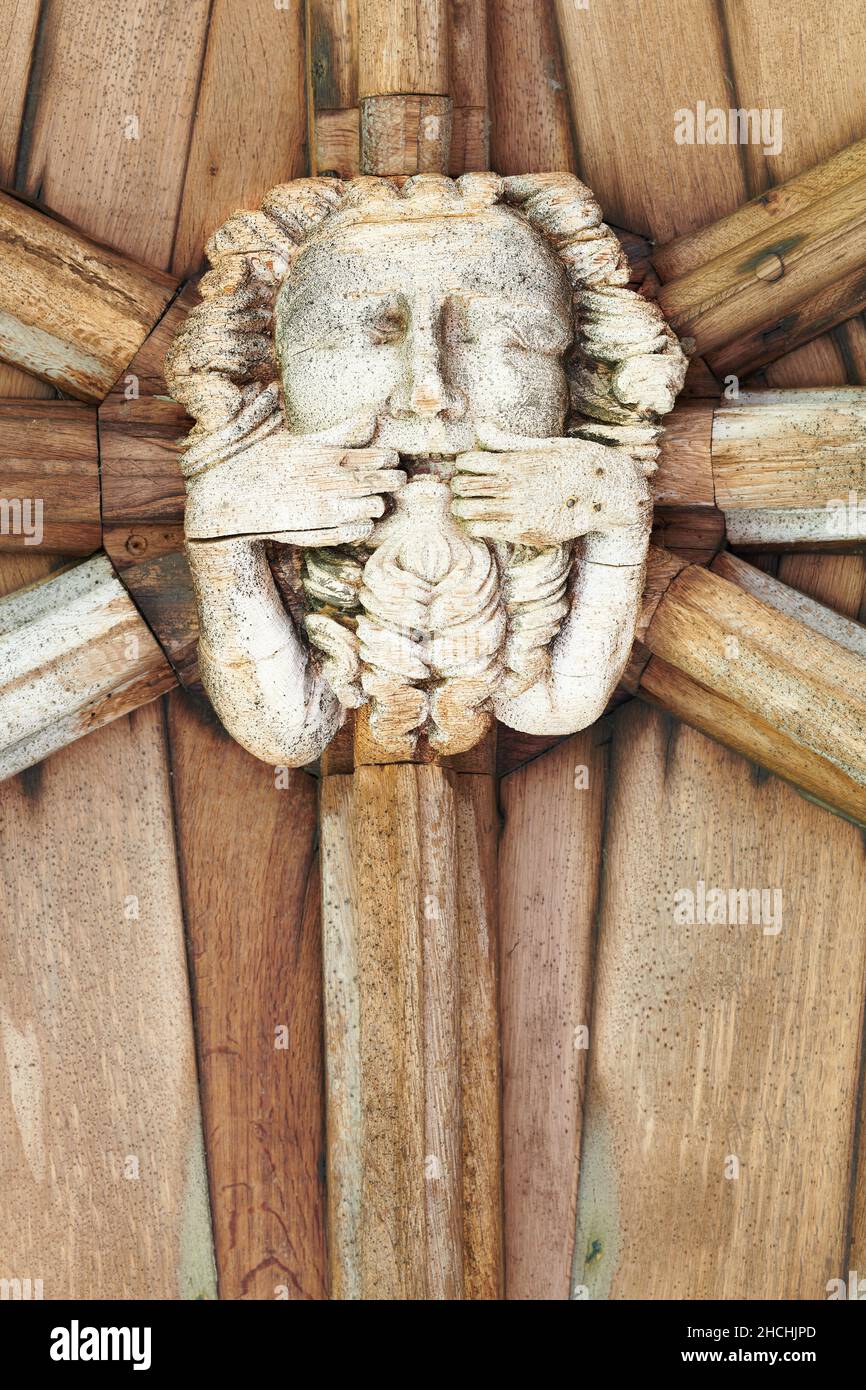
[453,451,512,476]
[257,520,376,546]
[342,469,407,495]
[451,498,513,523]
[450,474,505,498]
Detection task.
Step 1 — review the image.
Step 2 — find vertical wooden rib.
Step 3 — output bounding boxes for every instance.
[448,0,489,173]
[498,727,608,1300]
[0,707,217,1298]
[166,695,326,1300]
[574,703,866,1299]
[321,764,502,1299]
[171,0,308,279]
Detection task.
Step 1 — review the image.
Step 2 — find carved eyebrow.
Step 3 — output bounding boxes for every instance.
[453,295,572,351]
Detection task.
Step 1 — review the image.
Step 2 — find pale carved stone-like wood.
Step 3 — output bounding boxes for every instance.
[165,173,688,767]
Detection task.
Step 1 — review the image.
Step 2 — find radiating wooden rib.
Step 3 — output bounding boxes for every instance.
[0,553,176,782]
[640,556,866,824]
[320,763,502,1299]
[0,191,177,403]
[0,400,100,554]
[489,0,576,175]
[654,140,866,377]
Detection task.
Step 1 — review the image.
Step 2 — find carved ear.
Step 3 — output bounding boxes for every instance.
[503,173,689,470]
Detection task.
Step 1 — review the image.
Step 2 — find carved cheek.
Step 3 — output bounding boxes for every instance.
[456,346,568,436]
[283,346,401,432]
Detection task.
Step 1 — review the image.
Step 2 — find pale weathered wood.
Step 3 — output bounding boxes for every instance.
[314,107,360,178]
[357,0,449,96]
[166,692,326,1300]
[0,399,100,553]
[573,700,866,1299]
[320,762,502,1299]
[499,724,607,1300]
[19,0,211,270]
[172,0,308,279]
[0,553,176,781]
[712,388,866,548]
[488,0,576,175]
[0,192,177,403]
[0,704,217,1298]
[360,93,452,174]
[640,559,866,824]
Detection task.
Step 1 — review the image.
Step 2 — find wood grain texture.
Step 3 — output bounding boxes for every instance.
[0,399,99,553]
[488,0,576,175]
[0,192,177,403]
[357,0,449,96]
[656,161,866,378]
[641,560,866,824]
[172,0,308,279]
[574,701,866,1299]
[19,0,211,269]
[309,0,358,109]
[0,704,216,1299]
[448,0,488,173]
[166,692,326,1300]
[554,0,745,242]
[0,553,177,782]
[499,724,608,1300]
[320,763,502,1299]
[360,93,452,174]
[0,0,41,185]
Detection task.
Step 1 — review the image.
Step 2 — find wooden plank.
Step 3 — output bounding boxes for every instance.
[498,725,608,1300]
[554,0,746,241]
[573,700,866,1299]
[19,0,211,270]
[448,0,488,173]
[488,0,575,175]
[0,703,217,1298]
[166,692,326,1300]
[172,0,308,280]
[0,0,41,185]
[0,399,99,553]
[309,0,358,109]
[0,191,177,403]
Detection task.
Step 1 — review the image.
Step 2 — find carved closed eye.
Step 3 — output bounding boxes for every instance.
[368,299,408,346]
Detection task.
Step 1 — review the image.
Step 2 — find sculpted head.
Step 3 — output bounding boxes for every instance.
[275,189,573,454]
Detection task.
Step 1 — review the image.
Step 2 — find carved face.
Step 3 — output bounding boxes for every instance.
[275,206,573,455]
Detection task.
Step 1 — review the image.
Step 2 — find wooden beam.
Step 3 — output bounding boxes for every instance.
[320,761,501,1299]
[357,0,451,174]
[0,400,100,554]
[0,191,177,403]
[0,552,176,781]
[638,551,866,824]
[654,139,866,378]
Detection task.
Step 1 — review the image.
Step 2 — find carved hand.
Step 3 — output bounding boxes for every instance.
[450,440,652,554]
[184,430,405,546]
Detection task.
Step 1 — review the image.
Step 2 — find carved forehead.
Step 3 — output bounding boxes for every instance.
[285,206,572,309]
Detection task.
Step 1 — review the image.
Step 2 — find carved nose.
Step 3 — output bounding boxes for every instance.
[390,310,466,421]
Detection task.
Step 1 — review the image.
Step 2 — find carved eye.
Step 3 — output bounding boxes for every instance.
[369,302,407,345]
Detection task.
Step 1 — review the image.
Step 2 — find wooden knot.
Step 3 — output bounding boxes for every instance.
[754,253,785,283]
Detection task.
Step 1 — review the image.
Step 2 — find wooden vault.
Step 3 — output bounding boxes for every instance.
[1,0,865,1301]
